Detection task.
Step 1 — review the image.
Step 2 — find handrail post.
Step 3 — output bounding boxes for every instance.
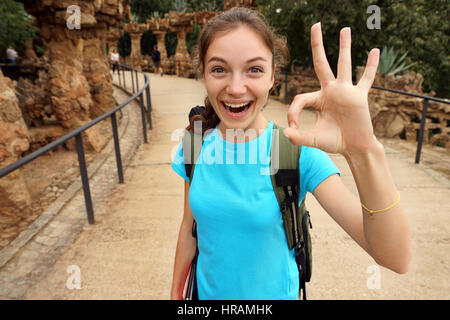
[75,133,95,224]
[415,98,429,164]
[117,64,121,86]
[145,79,152,130]
[140,92,148,143]
[135,70,139,92]
[123,66,126,89]
[131,69,135,93]
[111,112,124,184]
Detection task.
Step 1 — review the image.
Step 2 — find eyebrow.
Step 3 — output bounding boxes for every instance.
[207,56,268,64]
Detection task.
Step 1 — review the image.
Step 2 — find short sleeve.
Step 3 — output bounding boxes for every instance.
[298,146,341,202]
[171,140,189,182]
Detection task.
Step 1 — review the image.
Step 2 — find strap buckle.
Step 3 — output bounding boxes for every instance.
[294,239,305,253]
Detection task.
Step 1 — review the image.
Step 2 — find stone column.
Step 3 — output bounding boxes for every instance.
[167,11,194,78]
[106,28,123,54]
[82,26,117,121]
[153,30,168,62]
[124,23,146,69]
[173,28,193,77]
[21,0,130,152]
[147,17,171,73]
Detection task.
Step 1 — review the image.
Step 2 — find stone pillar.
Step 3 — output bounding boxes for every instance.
[124,23,146,69]
[106,28,123,54]
[173,28,193,77]
[82,26,117,121]
[167,11,194,78]
[147,17,171,73]
[20,0,131,152]
[153,30,168,62]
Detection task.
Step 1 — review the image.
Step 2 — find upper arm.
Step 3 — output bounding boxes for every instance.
[183,180,194,226]
[313,174,372,255]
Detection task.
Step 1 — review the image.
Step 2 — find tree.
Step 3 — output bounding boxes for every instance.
[141,30,157,55]
[129,0,174,23]
[0,0,35,54]
[185,0,224,12]
[118,32,131,57]
[257,0,449,97]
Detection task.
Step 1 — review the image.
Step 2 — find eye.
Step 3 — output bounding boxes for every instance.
[211,66,225,74]
[249,67,263,73]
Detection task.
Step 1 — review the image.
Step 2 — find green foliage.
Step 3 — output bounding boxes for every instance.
[175,0,187,12]
[141,30,157,55]
[129,0,174,23]
[118,32,131,57]
[185,0,224,12]
[378,46,415,77]
[257,0,449,98]
[0,0,35,53]
[165,30,178,57]
[187,24,202,54]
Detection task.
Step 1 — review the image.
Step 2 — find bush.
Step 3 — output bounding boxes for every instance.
[0,0,35,54]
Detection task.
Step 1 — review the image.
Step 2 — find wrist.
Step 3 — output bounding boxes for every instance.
[343,135,384,163]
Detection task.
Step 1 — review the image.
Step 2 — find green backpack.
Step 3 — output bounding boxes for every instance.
[183,117,312,300]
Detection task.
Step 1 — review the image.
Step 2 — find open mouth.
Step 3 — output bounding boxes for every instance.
[221,101,252,114]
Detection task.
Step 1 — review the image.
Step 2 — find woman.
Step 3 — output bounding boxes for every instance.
[110,48,119,74]
[171,7,411,300]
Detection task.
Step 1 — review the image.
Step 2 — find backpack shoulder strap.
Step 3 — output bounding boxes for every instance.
[270,123,302,250]
[182,128,203,183]
[270,123,301,199]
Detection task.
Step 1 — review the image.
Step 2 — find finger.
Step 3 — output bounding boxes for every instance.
[337,27,352,82]
[283,126,321,148]
[286,91,321,129]
[357,48,380,92]
[311,22,335,85]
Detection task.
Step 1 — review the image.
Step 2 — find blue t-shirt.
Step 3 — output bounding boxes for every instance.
[171,121,340,300]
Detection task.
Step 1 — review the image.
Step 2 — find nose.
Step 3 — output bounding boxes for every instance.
[225,73,247,96]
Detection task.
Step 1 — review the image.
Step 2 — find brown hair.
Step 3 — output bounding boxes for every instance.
[186,7,290,134]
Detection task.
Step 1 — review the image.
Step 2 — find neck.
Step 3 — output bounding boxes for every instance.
[217,116,269,143]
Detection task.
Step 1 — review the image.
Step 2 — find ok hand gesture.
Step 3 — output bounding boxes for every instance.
[284,23,380,157]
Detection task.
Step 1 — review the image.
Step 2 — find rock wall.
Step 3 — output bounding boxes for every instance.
[0,69,32,230]
[19,0,130,152]
[363,70,449,147]
[0,0,131,243]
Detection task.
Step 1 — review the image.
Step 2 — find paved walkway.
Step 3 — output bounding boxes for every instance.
[1,71,449,299]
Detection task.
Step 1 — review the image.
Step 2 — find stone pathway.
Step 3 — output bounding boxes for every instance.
[1,71,449,299]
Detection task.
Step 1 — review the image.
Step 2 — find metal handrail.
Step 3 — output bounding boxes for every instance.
[0,64,152,224]
[278,70,450,164]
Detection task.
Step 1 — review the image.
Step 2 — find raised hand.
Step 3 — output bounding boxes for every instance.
[283,23,380,157]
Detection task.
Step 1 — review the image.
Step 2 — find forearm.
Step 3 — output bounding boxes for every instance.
[171,221,197,299]
[344,138,411,274]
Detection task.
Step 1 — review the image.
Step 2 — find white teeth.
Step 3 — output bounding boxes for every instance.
[224,102,250,108]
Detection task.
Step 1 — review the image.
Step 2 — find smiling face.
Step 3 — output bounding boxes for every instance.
[202,25,275,135]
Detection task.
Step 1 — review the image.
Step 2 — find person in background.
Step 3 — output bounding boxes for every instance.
[151,45,163,76]
[6,46,18,65]
[110,48,120,74]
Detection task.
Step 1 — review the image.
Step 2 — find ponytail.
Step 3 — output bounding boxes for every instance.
[186,96,220,135]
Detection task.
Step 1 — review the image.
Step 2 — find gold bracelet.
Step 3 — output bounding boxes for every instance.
[361,191,401,216]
